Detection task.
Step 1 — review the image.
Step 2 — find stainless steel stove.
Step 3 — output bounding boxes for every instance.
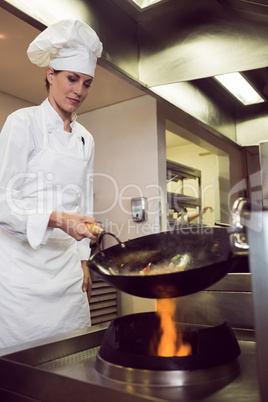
[1,208,268,402]
[0,317,260,402]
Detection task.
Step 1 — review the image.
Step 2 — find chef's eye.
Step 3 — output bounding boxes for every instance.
[67,75,77,83]
[84,82,92,89]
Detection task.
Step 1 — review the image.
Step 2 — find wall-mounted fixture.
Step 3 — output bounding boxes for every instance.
[214,72,266,105]
[131,197,148,222]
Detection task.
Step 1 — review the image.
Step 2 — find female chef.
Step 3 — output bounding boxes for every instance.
[0,20,102,349]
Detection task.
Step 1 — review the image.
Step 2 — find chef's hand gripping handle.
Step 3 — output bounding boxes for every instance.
[85,223,123,252]
[85,223,104,236]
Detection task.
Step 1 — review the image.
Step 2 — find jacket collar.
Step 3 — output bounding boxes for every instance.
[42,98,77,132]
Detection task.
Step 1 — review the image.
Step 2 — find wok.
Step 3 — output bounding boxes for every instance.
[87,226,248,299]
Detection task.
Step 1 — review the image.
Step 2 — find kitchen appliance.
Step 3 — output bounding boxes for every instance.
[0,275,259,402]
[131,197,148,222]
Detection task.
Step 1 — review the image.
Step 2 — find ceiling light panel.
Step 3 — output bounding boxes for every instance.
[4,0,90,26]
[214,72,265,105]
[129,0,163,9]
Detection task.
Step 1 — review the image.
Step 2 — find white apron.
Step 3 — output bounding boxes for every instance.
[0,105,91,349]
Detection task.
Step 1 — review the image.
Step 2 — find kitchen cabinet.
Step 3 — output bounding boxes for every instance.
[166,160,202,225]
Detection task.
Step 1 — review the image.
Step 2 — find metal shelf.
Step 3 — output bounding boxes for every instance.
[167,192,200,209]
[166,160,202,221]
[167,160,201,181]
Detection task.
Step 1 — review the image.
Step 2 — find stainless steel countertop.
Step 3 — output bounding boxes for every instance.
[0,325,261,402]
[37,341,259,402]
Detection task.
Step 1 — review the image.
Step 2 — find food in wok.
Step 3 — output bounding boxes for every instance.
[108,253,189,276]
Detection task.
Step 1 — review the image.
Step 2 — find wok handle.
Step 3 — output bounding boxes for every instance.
[96,231,123,252]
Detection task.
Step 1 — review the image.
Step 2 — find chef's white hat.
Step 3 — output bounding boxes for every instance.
[27,19,103,77]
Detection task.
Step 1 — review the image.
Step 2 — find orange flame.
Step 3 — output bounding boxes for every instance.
[151,299,192,357]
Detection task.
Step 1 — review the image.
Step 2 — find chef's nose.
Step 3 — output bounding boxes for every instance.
[74,82,83,96]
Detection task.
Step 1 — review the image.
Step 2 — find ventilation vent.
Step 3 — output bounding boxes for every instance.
[90,272,118,326]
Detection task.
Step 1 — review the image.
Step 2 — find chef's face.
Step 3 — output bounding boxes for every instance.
[47,67,93,116]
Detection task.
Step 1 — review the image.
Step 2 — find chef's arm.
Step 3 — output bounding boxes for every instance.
[0,113,49,247]
[49,211,96,299]
[81,260,92,300]
[0,113,98,250]
[48,211,98,241]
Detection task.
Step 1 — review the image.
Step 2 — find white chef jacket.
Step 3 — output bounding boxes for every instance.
[0,99,94,349]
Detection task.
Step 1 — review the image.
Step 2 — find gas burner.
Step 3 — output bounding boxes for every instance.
[96,312,241,386]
